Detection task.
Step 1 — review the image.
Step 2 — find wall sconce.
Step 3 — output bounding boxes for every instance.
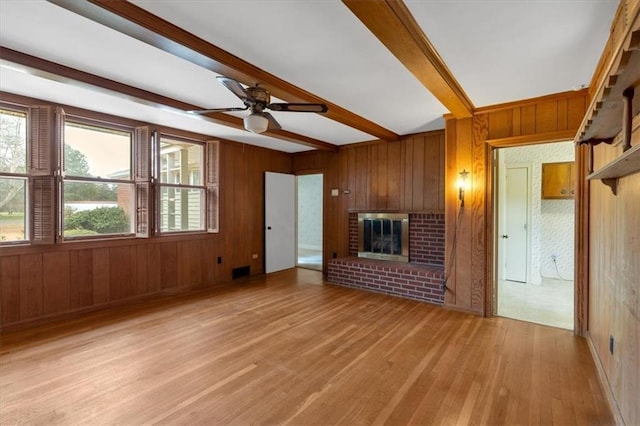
[458,169,469,207]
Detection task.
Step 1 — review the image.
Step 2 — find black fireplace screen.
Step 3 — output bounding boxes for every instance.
[358,213,409,262]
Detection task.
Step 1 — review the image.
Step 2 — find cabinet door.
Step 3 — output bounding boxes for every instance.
[542,162,574,199]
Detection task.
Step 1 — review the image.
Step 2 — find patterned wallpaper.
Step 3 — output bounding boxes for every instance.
[501,141,575,284]
[297,174,323,250]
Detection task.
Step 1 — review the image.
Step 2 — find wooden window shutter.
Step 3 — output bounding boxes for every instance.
[27,106,54,175]
[206,140,219,233]
[28,106,58,244]
[134,126,152,237]
[55,107,66,176]
[31,176,56,244]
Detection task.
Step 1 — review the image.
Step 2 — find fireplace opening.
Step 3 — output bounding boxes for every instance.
[358,213,409,262]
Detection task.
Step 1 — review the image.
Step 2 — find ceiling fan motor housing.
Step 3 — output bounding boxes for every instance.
[246,86,270,106]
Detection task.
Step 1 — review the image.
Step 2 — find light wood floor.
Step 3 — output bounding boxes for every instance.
[0,268,613,425]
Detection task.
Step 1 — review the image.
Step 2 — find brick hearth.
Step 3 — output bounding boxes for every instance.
[329,212,445,305]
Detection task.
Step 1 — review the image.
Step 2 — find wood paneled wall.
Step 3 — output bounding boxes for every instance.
[293,132,445,269]
[0,141,291,330]
[587,126,639,425]
[444,90,589,315]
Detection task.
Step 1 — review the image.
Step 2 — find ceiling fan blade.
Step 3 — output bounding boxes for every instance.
[262,112,282,131]
[217,76,251,101]
[268,103,328,113]
[187,106,248,114]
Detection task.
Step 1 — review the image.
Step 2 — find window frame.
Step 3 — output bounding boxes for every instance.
[0,103,30,245]
[60,114,137,241]
[155,133,207,235]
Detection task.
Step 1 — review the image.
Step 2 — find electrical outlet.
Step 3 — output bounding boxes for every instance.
[551,254,557,262]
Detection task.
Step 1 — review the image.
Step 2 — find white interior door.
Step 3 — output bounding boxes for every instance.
[265,172,296,273]
[504,166,529,282]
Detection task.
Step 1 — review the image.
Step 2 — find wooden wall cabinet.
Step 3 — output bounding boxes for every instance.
[541,161,575,199]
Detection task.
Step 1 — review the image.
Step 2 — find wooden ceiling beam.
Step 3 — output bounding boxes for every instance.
[0,47,337,151]
[46,0,400,142]
[343,0,474,118]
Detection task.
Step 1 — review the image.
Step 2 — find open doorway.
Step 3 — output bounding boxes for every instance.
[296,173,323,271]
[495,141,575,329]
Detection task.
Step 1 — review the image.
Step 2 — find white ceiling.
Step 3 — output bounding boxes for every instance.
[0,0,618,153]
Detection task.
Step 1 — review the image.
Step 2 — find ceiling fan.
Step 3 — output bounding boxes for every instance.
[188,76,329,134]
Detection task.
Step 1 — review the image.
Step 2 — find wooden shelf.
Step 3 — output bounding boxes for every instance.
[587,143,640,194]
[576,11,640,146]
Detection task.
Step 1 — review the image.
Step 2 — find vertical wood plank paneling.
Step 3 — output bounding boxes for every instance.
[437,134,445,211]
[512,108,522,137]
[0,256,20,323]
[588,119,640,425]
[445,119,458,306]
[369,144,379,208]
[387,141,402,211]
[346,147,357,212]
[161,242,178,289]
[339,147,351,256]
[19,253,43,319]
[135,245,149,295]
[557,98,568,131]
[234,146,249,269]
[412,136,425,210]
[42,252,70,315]
[355,146,369,210]
[69,249,93,309]
[488,109,512,140]
[147,243,161,293]
[521,105,536,134]
[378,143,389,210]
[92,248,110,304]
[535,100,559,133]
[424,133,441,211]
[404,137,414,211]
[201,239,215,285]
[182,240,201,288]
[471,115,488,312]
[455,118,473,310]
[109,246,132,300]
[219,141,235,281]
[567,96,587,130]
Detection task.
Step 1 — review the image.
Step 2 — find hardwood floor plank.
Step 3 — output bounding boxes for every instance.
[0,269,614,425]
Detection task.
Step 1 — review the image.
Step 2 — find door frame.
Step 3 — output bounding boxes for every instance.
[487,139,588,334]
[295,172,324,271]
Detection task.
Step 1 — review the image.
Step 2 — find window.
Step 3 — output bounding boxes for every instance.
[158,137,205,233]
[0,96,219,244]
[62,121,134,238]
[0,108,28,243]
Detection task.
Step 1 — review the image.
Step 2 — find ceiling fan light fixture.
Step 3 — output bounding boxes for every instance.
[244,112,269,134]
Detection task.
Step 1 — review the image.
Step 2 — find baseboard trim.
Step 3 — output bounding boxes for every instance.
[585,331,625,425]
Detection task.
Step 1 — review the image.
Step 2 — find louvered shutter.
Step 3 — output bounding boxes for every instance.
[206,140,219,233]
[56,107,65,176]
[134,126,152,237]
[31,176,56,244]
[27,106,53,175]
[28,106,57,244]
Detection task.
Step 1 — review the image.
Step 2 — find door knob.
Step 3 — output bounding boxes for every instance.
[501,235,508,239]
[267,226,272,230]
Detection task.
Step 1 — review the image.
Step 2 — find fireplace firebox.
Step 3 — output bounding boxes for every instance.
[358,213,409,262]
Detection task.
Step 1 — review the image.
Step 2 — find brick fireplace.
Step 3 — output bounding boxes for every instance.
[328,212,445,305]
